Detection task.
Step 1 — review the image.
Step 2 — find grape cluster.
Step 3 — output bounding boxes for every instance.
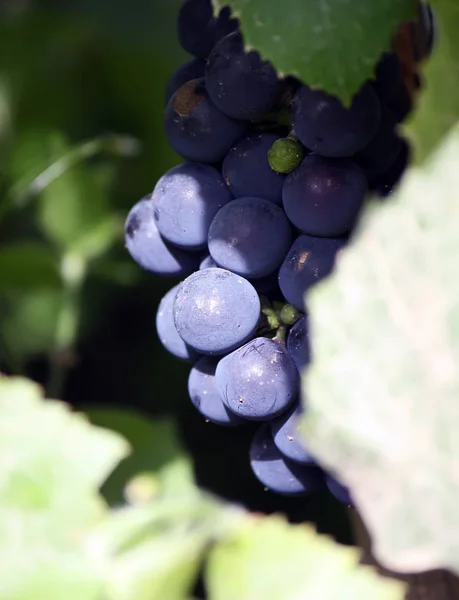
[125,0,435,502]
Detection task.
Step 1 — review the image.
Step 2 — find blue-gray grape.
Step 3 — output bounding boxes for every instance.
[174,268,260,355]
[156,285,200,362]
[124,196,200,276]
[153,162,232,250]
[270,402,316,465]
[250,424,324,496]
[325,474,353,506]
[208,196,292,278]
[216,337,298,420]
[286,316,310,373]
[164,58,206,105]
[188,355,245,426]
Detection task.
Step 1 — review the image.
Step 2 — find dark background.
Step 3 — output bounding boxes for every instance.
[0,0,352,543]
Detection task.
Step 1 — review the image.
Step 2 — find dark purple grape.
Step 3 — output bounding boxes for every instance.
[206,32,280,120]
[278,235,346,310]
[250,424,323,496]
[292,83,381,157]
[178,0,239,59]
[222,132,286,204]
[283,154,367,237]
[165,78,247,164]
[371,138,411,198]
[325,474,354,506]
[164,58,206,105]
[372,52,403,104]
[354,106,404,182]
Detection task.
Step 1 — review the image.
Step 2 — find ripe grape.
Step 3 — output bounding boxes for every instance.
[124,196,200,276]
[250,424,323,496]
[283,154,367,237]
[270,402,316,464]
[206,32,280,120]
[165,78,247,163]
[188,356,245,425]
[178,0,239,59]
[354,106,403,181]
[216,337,298,420]
[292,83,381,157]
[286,316,310,373]
[325,474,353,506]
[371,138,410,198]
[208,197,292,278]
[164,58,206,105]
[278,235,346,310]
[199,254,217,270]
[174,268,260,355]
[156,285,200,362]
[371,52,403,103]
[153,162,232,250]
[222,132,285,204]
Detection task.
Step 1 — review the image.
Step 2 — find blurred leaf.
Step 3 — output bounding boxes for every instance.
[303,125,459,573]
[1,290,62,360]
[206,516,404,600]
[87,409,195,505]
[406,0,459,162]
[213,0,416,105]
[0,375,129,600]
[91,259,139,286]
[93,495,242,600]
[0,243,60,291]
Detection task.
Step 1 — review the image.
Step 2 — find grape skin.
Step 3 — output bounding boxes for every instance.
[199,254,217,270]
[282,154,367,238]
[216,337,298,420]
[174,268,260,355]
[188,355,245,426]
[270,402,316,465]
[153,162,233,251]
[156,285,200,362]
[250,424,324,496]
[124,196,200,277]
[206,32,280,120]
[325,474,354,506]
[278,235,347,310]
[286,316,310,373]
[292,82,381,158]
[222,132,285,205]
[165,78,247,164]
[178,0,239,59]
[164,58,206,105]
[208,196,292,279]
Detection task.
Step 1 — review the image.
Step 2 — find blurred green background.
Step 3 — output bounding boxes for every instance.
[0,0,351,541]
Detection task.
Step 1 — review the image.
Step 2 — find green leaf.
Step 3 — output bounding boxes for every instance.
[87,408,195,505]
[0,243,61,292]
[406,0,459,162]
[213,0,416,105]
[0,376,129,600]
[93,496,242,600]
[206,516,404,600]
[303,125,459,574]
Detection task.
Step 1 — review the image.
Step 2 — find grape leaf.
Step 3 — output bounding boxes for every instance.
[212,0,417,105]
[0,376,129,600]
[406,0,459,162]
[206,516,404,600]
[302,126,459,574]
